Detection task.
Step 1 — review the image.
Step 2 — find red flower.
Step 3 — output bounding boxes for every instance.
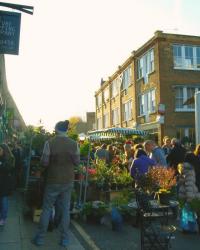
[88,168,97,175]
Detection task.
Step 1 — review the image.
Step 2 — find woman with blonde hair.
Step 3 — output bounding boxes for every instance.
[194,144,200,160]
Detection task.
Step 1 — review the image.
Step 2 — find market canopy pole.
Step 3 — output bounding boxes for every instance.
[0,2,34,15]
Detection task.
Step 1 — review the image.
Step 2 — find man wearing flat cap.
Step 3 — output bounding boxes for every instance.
[33,120,80,248]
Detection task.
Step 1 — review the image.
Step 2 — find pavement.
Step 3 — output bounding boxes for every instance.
[0,192,85,250]
[1,192,200,250]
[73,215,200,250]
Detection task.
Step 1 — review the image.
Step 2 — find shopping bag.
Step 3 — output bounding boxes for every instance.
[180,202,198,233]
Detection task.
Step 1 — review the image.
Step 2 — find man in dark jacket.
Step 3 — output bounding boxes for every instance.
[166,138,186,171]
[32,120,80,248]
[143,140,167,166]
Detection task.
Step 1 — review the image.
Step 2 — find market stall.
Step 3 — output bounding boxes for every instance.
[77,127,148,204]
[88,127,147,139]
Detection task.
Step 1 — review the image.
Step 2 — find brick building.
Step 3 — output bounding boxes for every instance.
[95,31,200,145]
[76,112,95,134]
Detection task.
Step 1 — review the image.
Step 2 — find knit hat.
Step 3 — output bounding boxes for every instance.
[55,120,69,132]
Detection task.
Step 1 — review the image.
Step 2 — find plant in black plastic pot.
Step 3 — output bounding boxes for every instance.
[81,201,109,223]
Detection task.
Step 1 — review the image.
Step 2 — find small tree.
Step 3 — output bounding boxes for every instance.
[68,116,82,141]
[24,125,52,156]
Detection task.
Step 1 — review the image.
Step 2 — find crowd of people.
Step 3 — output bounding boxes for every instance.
[91,137,200,196]
[1,126,200,246]
[0,140,25,226]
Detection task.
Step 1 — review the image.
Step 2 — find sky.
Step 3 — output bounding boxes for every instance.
[2,0,200,131]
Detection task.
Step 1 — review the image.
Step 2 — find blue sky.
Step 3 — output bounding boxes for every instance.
[2,0,200,131]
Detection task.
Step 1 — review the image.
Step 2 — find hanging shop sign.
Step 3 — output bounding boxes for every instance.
[156,115,164,124]
[0,10,21,55]
[158,103,165,115]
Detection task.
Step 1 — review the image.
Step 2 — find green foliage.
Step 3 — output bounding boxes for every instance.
[82,201,93,216]
[111,193,129,207]
[24,125,52,155]
[68,130,79,141]
[111,190,136,217]
[178,198,185,209]
[68,116,82,141]
[82,201,109,217]
[71,189,78,203]
[189,198,200,215]
[93,160,113,188]
[32,127,52,155]
[115,169,133,187]
[92,160,133,190]
[80,140,90,157]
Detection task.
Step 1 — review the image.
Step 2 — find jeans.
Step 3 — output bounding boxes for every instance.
[0,196,8,220]
[36,183,73,241]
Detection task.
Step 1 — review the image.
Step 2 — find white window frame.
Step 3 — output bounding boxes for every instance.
[111,77,120,98]
[175,86,200,111]
[137,48,154,83]
[112,107,119,126]
[173,44,200,70]
[103,113,109,128]
[122,66,131,90]
[96,93,102,108]
[139,89,156,116]
[103,87,109,102]
[122,99,132,121]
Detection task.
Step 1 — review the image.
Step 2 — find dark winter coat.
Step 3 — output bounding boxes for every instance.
[166,144,186,169]
[0,147,15,197]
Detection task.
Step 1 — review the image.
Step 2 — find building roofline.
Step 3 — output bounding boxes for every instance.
[95,30,200,96]
[134,30,200,57]
[95,55,133,96]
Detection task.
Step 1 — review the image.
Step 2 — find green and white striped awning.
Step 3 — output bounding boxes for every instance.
[88,134,116,141]
[88,127,147,137]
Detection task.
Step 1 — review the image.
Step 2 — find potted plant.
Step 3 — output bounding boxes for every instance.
[80,140,90,159]
[135,172,158,196]
[93,160,113,191]
[108,168,132,200]
[81,201,109,223]
[111,190,136,224]
[147,166,177,205]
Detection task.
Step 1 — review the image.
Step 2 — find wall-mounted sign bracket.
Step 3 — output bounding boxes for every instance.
[0,2,34,15]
